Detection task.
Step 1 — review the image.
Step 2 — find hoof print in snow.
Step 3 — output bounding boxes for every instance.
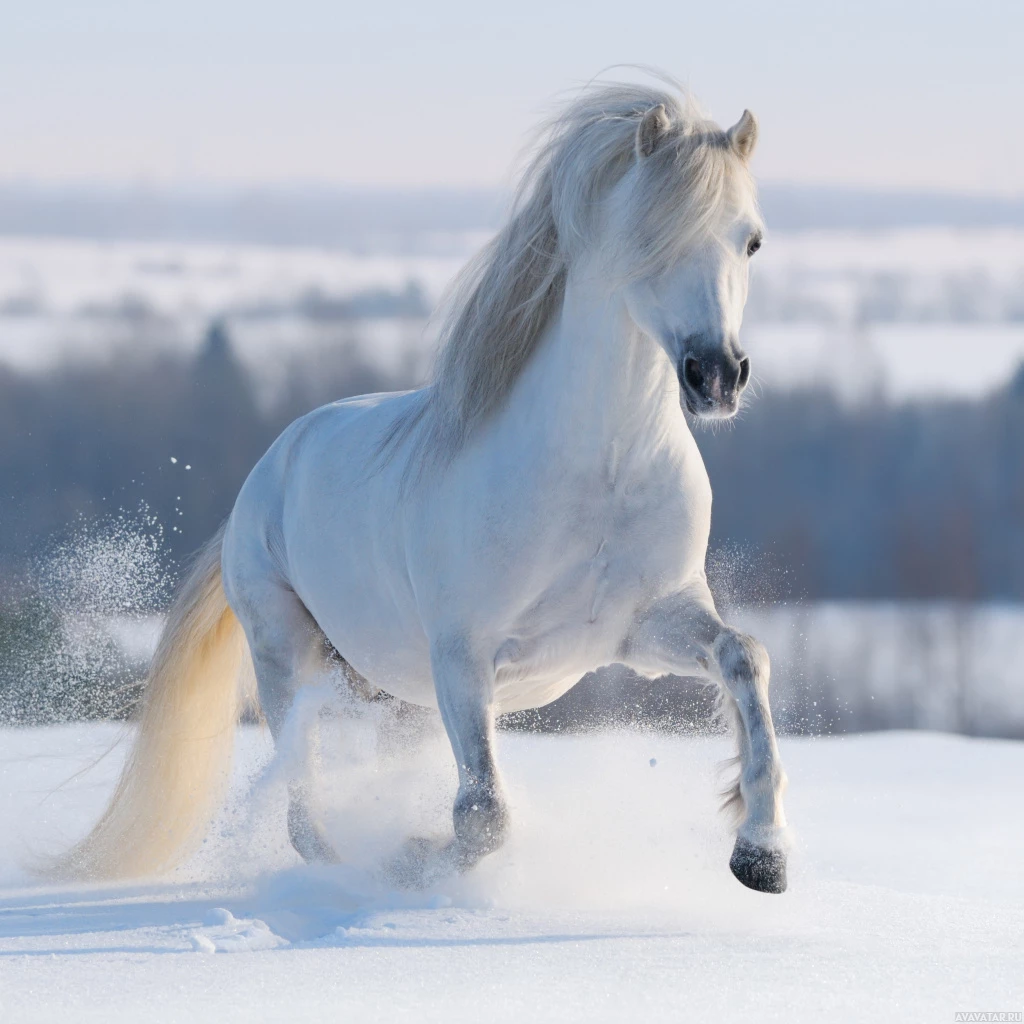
[729,837,787,894]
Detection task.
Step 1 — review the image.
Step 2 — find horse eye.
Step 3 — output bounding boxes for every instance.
[746,235,762,257]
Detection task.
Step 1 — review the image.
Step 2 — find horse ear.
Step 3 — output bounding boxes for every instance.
[636,104,672,160]
[727,109,759,162]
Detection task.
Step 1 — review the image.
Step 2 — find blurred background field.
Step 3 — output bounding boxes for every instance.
[1,183,1021,737]
[2,3,1023,738]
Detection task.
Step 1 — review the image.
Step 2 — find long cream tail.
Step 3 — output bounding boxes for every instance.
[52,526,253,881]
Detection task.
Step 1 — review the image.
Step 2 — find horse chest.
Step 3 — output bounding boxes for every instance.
[549,454,702,592]
[498,471,702,676]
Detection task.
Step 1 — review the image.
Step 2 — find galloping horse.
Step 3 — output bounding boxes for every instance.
[60,78,788,893]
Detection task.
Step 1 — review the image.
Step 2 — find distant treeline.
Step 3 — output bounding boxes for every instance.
[0,323,408,590]
[700,373,1024,601]
[1,322,1022,601]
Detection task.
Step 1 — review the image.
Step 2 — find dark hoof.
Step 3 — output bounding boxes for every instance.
[453,790,508,870]
[729,837,787,893]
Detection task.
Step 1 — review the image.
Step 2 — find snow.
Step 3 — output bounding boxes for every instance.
[744,322,1024,402]
[0,234,479,322]
[1,723,1021,1022]
[2,228,1024,402]
[733,602,1024,737]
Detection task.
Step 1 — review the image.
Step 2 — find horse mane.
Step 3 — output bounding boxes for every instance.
[383,74,748,465]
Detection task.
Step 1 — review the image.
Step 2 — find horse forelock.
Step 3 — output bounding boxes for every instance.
[388,75,753,468]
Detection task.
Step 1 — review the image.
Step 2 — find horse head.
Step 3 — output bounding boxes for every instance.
[618,106,764,420]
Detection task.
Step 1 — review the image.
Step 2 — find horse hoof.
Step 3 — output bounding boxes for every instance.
[288,803,338,865]
[729,837,787,893]
[290,829,338,865]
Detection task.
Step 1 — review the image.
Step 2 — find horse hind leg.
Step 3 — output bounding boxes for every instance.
[286,782,336,864]
[230,578,364,865]
[287,645,385,862]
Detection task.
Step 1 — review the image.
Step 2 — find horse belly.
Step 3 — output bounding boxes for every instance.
[287,520,440,707]
[488,569,641,713]
[491,622,623,714]
[495,670,584,714]
[311,576,437,706]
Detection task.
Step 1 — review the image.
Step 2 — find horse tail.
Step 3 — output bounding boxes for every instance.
[51,526,252,881]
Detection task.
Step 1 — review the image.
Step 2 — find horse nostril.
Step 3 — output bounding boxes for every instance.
[683,356,704,393]
[737,357,751,390]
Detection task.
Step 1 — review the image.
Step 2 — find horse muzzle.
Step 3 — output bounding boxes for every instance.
[677,349,751,419]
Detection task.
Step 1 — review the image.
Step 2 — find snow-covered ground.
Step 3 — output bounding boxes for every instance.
[0,722,1021,1022]
[734,602,1024,736]
[2,227,1023,401]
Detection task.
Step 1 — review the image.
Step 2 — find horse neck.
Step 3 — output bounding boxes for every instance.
[522,259,684,457]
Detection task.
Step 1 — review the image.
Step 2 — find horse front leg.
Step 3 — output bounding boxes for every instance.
[431,634,509,871]
[623,584,789,893]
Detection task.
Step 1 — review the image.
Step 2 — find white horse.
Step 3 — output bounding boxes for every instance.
[59,79,788,893]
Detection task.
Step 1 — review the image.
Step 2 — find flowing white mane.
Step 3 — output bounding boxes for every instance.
[385,76,752,462]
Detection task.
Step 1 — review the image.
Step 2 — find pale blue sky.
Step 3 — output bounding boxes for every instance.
[1,0,1020,192]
